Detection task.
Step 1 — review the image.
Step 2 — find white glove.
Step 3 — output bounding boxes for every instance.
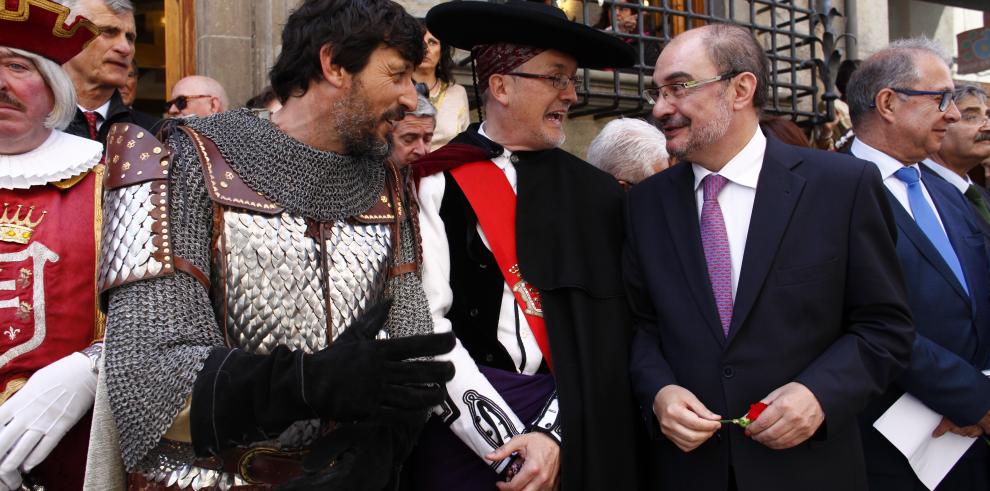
[0,352,97,490]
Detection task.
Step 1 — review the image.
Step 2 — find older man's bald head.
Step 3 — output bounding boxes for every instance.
[167,75,229,117]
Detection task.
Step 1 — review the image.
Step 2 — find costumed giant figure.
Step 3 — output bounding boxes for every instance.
[406,2,648,489]
[91,0,455,489]
[0,1,103,489]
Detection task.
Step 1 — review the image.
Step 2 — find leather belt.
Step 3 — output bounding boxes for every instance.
[193,446,307,486]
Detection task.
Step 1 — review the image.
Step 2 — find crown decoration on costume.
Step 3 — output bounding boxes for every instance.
[0,0,99,65]
[0,203,47,245]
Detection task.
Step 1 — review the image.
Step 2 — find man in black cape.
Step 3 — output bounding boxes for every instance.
[405,2,646,489]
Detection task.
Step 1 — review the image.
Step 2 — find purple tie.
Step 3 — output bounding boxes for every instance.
[700,174,733,337]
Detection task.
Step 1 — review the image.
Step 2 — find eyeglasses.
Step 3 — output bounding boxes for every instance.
[872,87,955,112]
[506,72,581,91]
[643,71,739,105]
[164,94,211,112]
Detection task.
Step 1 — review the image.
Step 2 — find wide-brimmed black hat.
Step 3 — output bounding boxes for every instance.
[425,1,636,69]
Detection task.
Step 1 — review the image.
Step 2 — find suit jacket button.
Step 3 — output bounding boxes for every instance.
[510,154,520,164]
[469,308,480,317]
[479,263,488,269]
[485,354,495,362]
[722,366,734,378]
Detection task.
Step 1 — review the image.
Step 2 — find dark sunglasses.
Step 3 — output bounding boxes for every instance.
[164,94,211,112]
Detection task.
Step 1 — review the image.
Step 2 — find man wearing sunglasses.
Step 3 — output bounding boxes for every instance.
[165,75,229,118]
[60,0,159,144]
[627,23,913,491]
[847,39,990,491]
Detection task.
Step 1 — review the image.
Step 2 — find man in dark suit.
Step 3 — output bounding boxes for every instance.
[626,24,915,491]
[846,39,990,491]
[60,0,159,144]
[922,84,990,237]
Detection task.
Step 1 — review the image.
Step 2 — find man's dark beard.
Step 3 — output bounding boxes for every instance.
[332,82,403,160]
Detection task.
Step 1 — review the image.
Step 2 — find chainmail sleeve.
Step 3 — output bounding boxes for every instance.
[103,129,225,470]
[384,214,434,339]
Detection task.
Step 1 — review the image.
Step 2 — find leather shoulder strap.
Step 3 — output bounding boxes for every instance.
[178,126,285,216]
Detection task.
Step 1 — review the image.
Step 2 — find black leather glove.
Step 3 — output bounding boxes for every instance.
[302,300,455,421]
[191,300,454,456]
[278,411,425,491]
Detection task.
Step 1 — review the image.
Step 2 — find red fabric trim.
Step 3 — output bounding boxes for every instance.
[410,143,490,183]
[449,161,553,371]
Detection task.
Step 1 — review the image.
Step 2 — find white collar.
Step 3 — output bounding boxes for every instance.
[0,130,103,189]
[79,99,111,120]
[693,127,766,192]
[923,158,971,194]
[478,122,514,171]
[850,138,914,180]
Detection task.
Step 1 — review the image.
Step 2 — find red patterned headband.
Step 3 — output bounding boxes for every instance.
[472,43,546,95]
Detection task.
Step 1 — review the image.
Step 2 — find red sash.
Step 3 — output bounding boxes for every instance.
[450,161,553,371]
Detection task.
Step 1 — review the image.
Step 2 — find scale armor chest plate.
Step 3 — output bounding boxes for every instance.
[215,210,393,355]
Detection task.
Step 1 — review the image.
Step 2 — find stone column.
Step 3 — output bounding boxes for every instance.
[194,0,302,107]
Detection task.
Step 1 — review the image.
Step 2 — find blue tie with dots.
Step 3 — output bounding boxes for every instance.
[893,166,969,295]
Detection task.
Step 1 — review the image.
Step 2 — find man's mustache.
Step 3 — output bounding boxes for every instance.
[0,92,25,111]
[975,132,990,143]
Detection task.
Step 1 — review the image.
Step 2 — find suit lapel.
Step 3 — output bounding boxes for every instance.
[726,139,805,346]
[885,187,970,303]
[659,164,726,347]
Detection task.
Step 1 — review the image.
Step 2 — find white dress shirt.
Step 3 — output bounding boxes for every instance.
[417,123,546,467]
[691,128,766,299]
[851,138,947,234]
[77,99,111,131]
[923,158,972,195]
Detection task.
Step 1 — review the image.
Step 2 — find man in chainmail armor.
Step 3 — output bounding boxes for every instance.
[88,1,455,489]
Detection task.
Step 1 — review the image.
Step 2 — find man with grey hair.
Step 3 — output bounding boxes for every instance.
[587,117,669,188]
[847,38,990,491]
[166,75,231,118]
[0,2,105,489]
[923,84,990,229]
[388,92,436,168]
[60,0,159,143]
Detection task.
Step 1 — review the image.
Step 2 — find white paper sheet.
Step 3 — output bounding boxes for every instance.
[872,370,990,491]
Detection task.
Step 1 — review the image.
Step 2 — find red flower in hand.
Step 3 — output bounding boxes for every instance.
[721,402,769,428]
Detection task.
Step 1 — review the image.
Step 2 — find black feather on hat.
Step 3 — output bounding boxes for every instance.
[425,0,636,70]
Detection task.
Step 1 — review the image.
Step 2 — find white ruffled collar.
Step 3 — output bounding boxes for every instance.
[0,130,103,189]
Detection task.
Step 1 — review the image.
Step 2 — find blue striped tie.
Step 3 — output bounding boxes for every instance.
[893,166,969,295]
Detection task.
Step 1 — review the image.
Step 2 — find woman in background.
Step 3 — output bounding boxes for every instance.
[413,25,470,151]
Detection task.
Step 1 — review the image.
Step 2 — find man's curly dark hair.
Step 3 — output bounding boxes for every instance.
[270,0,425,102]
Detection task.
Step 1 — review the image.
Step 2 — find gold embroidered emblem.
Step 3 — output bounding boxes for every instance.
[0,204,46,245]
[224,171,234,180]
[15,301,31,321]
[508,264,543,317]
[16,269,30,289]
[140,152,150,161]
[127,140,136,148]
[122,162,131,171]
